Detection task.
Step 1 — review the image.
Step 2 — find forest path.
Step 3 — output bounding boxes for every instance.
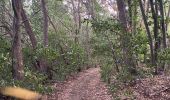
[51,68,113,100]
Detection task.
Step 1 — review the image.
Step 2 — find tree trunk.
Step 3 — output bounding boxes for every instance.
[71,0,80,43]
[150,0,159,73]
[128,0,132,26]
[41,0,48,47]
[11,0,24,80]
[19,2,40,71]
[139,0,155,66]
[165,3,170,32]
[85,21,90,67]
[40,0,50,78]
[104,34,119,72]
[159,0,167,48]
[130,0,138,34]
[159,0,167,72]
[21,8,37,49]
[81,0,96,19]
[116,0,136,74]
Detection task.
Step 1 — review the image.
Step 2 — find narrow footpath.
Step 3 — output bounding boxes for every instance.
[50,68,113,100]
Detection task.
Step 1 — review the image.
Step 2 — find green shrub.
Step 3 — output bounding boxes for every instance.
[100,60,113,83]
[0,65,52,94]
[158,48,170,61]
[52,42,86,80]
[116,67,136,83]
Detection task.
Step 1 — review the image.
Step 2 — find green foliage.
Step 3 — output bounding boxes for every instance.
[0,36,10,65]
[132,29,148,54]
[52,42,86,81]
[92,18,121,34]
[23,32,87,81]
[91,18,123,83]
[23,42,86,82]
[91,18,121,58]
[158,48,170,61]
[36,46,59,63]
[22,68,53,94]
[131,28,149,63]
[109,83,120,95]
[91,37,111,57]
[0,36,12,85]
[0,38,53,94]
[100,60,113,83]
[0,69,52,94]
[3,0,170,97]
[0,43,52,93]
[116,67,136,83]
[91,17,142,84]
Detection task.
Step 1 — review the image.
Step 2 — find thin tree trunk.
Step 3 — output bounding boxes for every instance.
[159,0,167,48]
[139,0,155,66]
[85,21,90,67]
[71,0,79,43]
[150,0,159,73]
[128,0,132,26]
[159,0,167,72]
[48,15,69,65]
[21,8,37,49]
[132,1,138,31]
[104,34,119,72]
[21,7,40,70]
[41,0,48,47]
[165,4,170,32]
[11,0,24,80]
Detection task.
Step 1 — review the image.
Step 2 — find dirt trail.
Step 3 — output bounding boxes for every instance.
[51,68,113,100]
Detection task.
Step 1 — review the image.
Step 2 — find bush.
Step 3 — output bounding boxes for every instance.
[158,48,170,61]
[116,67,135,83]
[0,66,52,94]
[52,42,87,81]
[101,65,112,83]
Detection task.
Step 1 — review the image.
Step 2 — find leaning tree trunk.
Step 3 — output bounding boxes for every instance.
[11,0,24,80]
[20,6,41,70]
[21,8,37,49]
[139,0,155,66]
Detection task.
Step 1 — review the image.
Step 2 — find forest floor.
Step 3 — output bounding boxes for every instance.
[131,75,170,100]
[48,67,170,100]
[48,67,113,100]
[110,75,170,100]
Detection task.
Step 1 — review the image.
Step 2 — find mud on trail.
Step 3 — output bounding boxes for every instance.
[49,68,113,100]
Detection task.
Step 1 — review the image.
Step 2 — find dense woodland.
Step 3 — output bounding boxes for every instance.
[1,0,170,99]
